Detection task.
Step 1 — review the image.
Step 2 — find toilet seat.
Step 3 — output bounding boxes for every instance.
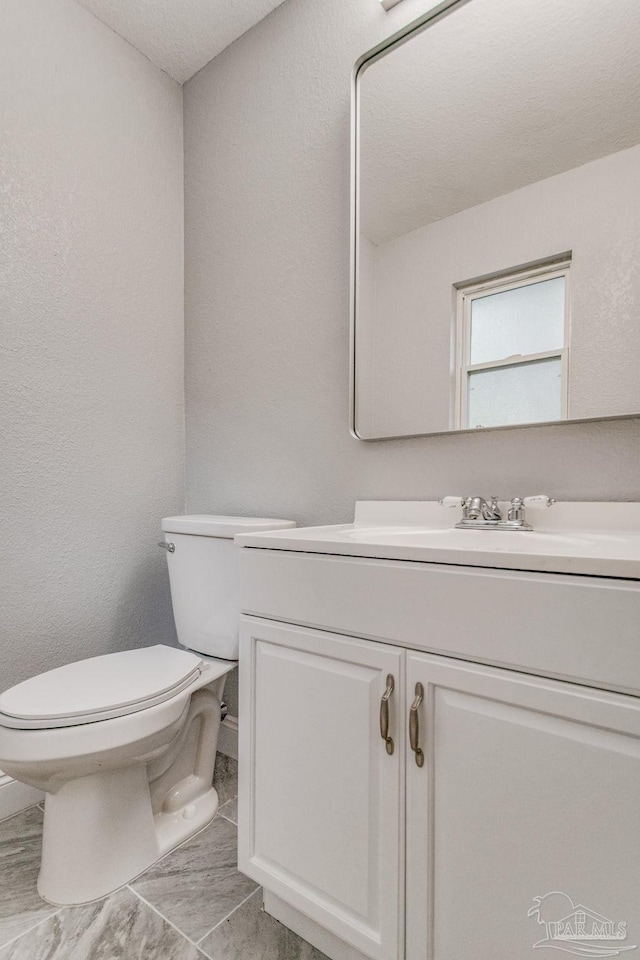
[0,645,203,730]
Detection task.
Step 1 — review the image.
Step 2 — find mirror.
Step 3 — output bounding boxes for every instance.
[352,0,640,439]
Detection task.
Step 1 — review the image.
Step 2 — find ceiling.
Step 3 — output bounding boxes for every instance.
[74,0,286,83]
[359,0,640,245]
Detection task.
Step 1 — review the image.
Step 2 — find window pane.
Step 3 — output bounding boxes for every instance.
[467,357,562,428]
[470,276,565,365]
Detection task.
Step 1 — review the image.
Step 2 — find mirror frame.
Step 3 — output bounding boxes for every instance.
[349,0,639,441]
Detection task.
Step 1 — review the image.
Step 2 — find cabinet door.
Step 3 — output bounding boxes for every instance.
[406,652,640,960]
[239,617,405,960]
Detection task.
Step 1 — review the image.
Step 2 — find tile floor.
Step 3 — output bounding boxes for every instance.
[0,758,328,960]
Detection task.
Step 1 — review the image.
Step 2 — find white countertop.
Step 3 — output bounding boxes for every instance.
[235,501,640,579]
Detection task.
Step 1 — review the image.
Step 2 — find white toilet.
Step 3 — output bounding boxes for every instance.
[0,514,294,906]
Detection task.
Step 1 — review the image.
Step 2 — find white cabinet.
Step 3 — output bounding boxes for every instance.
[406,653,640,960]
[238,618,405,960]
[238,554,640,960]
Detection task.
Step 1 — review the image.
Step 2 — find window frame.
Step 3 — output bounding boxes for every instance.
[454,259,571,430]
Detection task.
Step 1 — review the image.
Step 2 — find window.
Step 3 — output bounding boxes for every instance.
[454,260,570,429]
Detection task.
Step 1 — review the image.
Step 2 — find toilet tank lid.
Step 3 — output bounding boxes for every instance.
[161,515,296,538]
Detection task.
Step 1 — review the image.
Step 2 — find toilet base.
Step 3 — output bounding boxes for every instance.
[39,764,159,905]
[155,785,219,859]
[38,768,220,906]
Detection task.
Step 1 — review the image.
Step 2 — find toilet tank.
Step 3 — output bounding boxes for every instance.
[161,515,296,660]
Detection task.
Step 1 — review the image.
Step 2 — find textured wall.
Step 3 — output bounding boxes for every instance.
[183,0,640,528]
[1,0,184,688]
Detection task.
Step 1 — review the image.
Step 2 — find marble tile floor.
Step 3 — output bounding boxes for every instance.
[0,766,327,960]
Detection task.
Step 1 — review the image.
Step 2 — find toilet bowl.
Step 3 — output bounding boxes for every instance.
[0,514,295,905]
[0,646,233,904]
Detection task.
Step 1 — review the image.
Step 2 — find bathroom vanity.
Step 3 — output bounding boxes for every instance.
[237,502,640,960]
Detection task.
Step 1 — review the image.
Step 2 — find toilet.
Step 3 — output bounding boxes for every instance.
[0,514,295,906]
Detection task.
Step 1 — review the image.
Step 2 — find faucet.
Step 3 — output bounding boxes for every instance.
[462,496,503,522]
[439,496,555,531]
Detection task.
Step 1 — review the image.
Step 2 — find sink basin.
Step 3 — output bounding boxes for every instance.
[235,501,640,579]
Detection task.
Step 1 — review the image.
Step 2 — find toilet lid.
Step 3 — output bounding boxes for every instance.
[0,646,202,729]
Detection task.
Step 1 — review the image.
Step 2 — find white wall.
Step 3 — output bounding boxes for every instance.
[360,143,640,437]
[1,0,184,688]
[183,0,640,526]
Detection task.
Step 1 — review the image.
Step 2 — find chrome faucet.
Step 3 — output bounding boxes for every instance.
[439,495,555,531]
[459,496,504,527]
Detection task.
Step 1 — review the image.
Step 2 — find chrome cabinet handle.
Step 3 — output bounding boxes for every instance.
[157,540,175,553]
[380,674,395,755]
[409,682,425,768]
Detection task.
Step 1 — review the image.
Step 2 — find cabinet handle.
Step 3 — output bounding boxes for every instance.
[410,682,425,768]
[380,674,395,755]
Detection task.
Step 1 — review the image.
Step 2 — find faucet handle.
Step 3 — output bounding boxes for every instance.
[522,495,556,509]
[439,496,465,509]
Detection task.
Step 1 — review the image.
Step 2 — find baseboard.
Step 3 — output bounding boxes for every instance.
[0,772,44,822]
[263,891,368,960]
[217,714,238,760]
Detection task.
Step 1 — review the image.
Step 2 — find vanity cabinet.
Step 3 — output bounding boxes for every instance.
[238,547,640,960]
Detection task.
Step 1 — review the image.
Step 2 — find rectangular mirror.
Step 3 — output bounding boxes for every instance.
[352,0,640,439]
